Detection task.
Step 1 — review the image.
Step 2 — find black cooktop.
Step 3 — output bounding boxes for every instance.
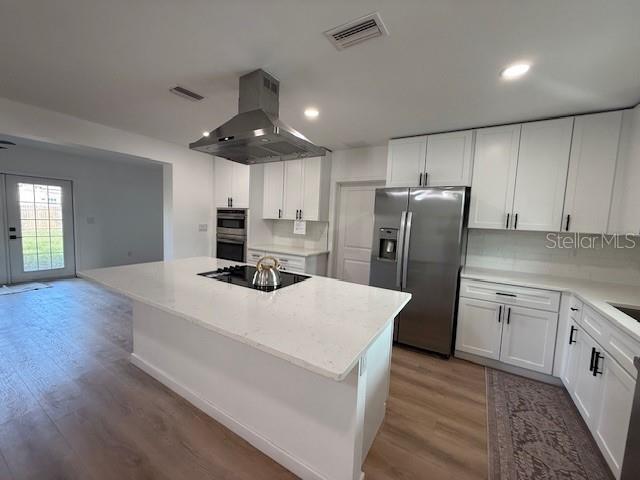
[198,265,310,291]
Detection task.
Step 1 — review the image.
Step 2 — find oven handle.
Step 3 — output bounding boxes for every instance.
[217,236,246,245]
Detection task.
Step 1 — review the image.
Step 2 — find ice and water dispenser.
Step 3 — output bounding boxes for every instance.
[377,228,399,261]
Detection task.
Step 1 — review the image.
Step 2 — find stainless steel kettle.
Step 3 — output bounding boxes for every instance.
[252,256,282,289]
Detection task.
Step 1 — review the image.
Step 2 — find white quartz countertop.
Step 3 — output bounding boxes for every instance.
[248,244,330,257]
[462,267,640,343]
[80,257,411,381]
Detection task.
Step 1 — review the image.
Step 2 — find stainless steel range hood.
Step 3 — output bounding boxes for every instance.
[190,70,327,164]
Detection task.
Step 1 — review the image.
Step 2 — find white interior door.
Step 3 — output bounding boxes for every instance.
[335,184,378,285]
[5,175,76,283]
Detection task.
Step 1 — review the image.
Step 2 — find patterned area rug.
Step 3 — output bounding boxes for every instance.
[486,369,613,480]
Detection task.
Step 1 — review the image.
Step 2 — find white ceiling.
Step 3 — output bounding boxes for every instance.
[1,0,639,151]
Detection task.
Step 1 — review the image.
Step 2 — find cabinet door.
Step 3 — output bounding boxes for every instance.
[468,125,520,229]
[214,158,234,208]
[301,157,322,220]
[609,106,640,235]
[562,111,622,234]
[512,117,573,231]
[593,355,635,478]
[386,136,427,187]
[499,306,558,374]
[572,332,604,428]
[231,163,250,208]
[282,159,303,219]
[263,162,284,219]
[425,130,474,186]
[562,320,582,391]
[455,298,503,360]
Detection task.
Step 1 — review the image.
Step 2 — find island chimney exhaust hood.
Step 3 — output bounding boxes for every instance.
[189,70,327,164]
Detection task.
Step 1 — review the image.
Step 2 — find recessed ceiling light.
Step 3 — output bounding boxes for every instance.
[202,131,210,137]
[304,107,319,119]
[501,63,531,80]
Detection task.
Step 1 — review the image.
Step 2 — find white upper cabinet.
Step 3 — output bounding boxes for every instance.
[424,130,474,186]
[262,162,284,219]
[512,117,574,232]
[386,132,474,187]
[609,105,640,235]
[468,124,520,229]
[386,136,427,187]
[214,157,250,208]
[263,156,331,221]
[562,111,622,233]
[282,159,304,220]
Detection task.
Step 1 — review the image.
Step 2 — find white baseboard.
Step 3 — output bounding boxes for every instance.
[130,353,330,480]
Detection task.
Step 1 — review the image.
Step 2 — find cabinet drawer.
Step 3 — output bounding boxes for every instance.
[460,279,561,312]
[569,297,583,322]
[247,249,266,265]
[606,327,640,379]
[270,252,306,273]
[579,305,610,347]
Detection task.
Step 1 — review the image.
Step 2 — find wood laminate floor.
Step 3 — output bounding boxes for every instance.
[0,279,487,480]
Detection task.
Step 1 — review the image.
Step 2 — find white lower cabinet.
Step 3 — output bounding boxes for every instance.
[246,249,327,276]
[499,306,557,374]
[456,298,503,360]
[593,356,635,477]
[561,305,636,479]
[456,293,557,374]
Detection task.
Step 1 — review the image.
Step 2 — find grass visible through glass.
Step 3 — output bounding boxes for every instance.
[18,183,65,272]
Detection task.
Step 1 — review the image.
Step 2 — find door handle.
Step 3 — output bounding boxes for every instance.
[570,307,580,312]
[505,213,510,229]
[299,210,303,220]
[230,197,233,207]
[569,325,577,345]
[401,212,412,289]
[418,172,423,186]
[565,214,571,232]
[513,213,518,230]
[396,211,407,288]
[9,235,18,240]
[496,292,517,298]
[278,208,282,219]
[498,305,502,323]
[506,307,511,325]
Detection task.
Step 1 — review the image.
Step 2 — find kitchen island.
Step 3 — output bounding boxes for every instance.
[80,257,411,480]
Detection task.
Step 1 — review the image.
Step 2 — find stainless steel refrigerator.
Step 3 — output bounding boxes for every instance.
[369,187,468,356]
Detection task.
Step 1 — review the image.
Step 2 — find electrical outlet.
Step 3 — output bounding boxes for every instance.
[198,224,208,232]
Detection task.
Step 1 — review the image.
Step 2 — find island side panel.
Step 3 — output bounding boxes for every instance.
[131,300,367,480]
[362,321,394,458]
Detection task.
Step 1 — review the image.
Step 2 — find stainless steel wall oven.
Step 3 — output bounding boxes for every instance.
[216,209,246,262]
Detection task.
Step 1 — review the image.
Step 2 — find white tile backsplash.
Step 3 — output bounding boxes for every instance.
[467,230,640,285]
[271,220,329,250]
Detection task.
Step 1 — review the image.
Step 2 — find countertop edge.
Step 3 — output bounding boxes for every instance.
[78,270,405,382]
[460,268,640,343]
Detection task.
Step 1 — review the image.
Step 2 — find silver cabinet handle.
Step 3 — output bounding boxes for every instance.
[401,212,413,289]
[396,211,407,288]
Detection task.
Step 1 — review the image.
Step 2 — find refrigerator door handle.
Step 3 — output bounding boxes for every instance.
[401,211,413,289]
[396,211,407,288]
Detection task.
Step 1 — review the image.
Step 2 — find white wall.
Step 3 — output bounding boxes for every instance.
[327,146,387,277]
[0,97,214,260]
[467,230,640,286]
[0,145,164,271]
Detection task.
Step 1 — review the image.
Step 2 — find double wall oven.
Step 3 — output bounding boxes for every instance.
[216,209,246,262]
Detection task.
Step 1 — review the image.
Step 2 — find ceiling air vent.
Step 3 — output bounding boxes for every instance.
[170,85,205,102]
[324,12,388,50]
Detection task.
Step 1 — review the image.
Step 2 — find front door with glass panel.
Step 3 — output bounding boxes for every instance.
[5,175,75,283]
